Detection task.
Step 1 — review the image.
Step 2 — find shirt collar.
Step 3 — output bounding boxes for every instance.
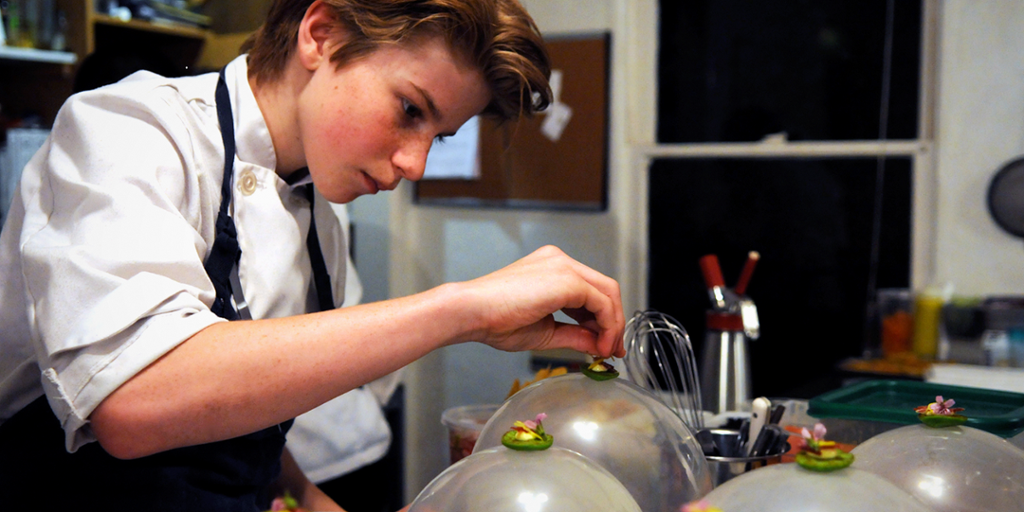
[283,167,313,187]
[223,55,277,173]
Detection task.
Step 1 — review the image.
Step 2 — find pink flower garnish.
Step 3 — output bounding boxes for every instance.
[929,396,955,415]
[524,412,547,430]
[797,422,830,452]
[915,395,965,416]
[800,423,827,441]
[270,497,289,511]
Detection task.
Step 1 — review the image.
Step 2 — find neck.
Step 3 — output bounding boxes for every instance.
[249,65,308,179]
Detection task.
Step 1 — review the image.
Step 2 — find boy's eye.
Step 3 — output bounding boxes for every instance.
[403,98,422,119]
[434,135,448,144]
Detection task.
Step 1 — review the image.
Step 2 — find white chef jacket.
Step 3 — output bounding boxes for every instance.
[0,56,386,458]
[288,203,395,483]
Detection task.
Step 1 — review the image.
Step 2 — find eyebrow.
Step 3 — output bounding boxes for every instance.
[412,84,457,136]
[412,85,441,120]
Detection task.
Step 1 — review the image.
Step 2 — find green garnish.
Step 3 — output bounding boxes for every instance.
[919,414,967,428]
[795,451,855,472]
[581,358,619,381]
[501,430,554,451]
[914,396,967,428]
[795,423,854,472]
[501,413,554,451]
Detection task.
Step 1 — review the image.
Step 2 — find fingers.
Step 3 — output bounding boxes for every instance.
[465,245,625,358]
[530,246,625,358]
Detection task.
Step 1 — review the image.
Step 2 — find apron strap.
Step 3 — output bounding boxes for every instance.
[205,69,335,318]
[298,178,335,313]
[203,66,243,320]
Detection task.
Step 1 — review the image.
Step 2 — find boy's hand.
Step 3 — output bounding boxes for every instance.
[457,245,625,359]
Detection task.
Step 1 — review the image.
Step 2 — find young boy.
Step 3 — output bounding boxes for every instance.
[0,0,624,510]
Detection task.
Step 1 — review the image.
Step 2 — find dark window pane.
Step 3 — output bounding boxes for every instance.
[658,0,921,142]
[647,158,911,397]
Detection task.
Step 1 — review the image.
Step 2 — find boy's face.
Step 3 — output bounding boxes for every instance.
[297,35,490,203]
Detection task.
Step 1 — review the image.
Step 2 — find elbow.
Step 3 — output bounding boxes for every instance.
[90,397,164,460]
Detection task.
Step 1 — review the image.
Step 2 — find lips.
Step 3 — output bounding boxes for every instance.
[361,171,381,193]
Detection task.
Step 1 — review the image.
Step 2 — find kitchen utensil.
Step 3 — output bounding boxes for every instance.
[623,310,705,435]
[748,423,787,458]
[746,396,771,455]
[704,427,791,487]
[697,252,761,414]
[734,251,760,296]
[699,254,732,311]
[701,312,753,414]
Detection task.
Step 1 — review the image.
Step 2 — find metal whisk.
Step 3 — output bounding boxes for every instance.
[623,310,705,434]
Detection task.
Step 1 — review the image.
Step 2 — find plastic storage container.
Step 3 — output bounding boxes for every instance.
[441,404,500,464]
[807,379,1024,445]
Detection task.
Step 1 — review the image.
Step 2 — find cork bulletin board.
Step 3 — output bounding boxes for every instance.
[415,33,610,210]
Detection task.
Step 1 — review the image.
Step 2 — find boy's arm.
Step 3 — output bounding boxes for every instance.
[90,245,624,459]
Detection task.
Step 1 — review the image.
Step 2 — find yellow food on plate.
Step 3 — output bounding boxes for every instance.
[507,366,568,399]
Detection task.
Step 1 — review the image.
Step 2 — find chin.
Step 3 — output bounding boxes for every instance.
[322,191,360,204]
[312,181,360,204]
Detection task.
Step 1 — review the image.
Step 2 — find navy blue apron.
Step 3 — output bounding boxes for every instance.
[0,68,334,511]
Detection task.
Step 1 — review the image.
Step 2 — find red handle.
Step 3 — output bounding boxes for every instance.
[699,254,726,289]
[734,251,760,295]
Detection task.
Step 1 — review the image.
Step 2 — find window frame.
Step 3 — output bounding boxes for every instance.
[613,0,939,311]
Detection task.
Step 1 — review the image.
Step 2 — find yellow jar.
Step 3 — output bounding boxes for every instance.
[913,292,945,359]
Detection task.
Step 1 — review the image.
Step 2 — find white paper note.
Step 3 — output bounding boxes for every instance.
[422,116,480,180]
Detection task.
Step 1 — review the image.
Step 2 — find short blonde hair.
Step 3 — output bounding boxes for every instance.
[243,0,552,120]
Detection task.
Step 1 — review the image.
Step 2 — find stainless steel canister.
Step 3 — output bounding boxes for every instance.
[700,312,752,414]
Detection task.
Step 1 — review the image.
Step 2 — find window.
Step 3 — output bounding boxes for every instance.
[658,0,921,143]
[644,0,930,398]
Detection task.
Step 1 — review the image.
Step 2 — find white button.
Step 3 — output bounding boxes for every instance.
[239,169,258,196]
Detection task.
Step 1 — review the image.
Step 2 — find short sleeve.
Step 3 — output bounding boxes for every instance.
[18,83,225,451]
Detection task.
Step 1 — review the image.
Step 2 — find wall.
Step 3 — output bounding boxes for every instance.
[933,1,1024,295]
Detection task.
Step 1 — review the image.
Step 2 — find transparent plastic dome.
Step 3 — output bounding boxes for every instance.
[474,373,713,512]
[409,445,642,512]
[852,424,1024,512]
[702,462,932,512]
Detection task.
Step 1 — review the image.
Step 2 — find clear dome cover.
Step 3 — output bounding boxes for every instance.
[851,424,1024,512]
[474,373,713,512]
[409,445,642,512]
[702,462,932,512]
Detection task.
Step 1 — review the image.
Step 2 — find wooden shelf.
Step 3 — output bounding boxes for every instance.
[1,1,213,127]
[92,14,209,40]
[0,46,78,65]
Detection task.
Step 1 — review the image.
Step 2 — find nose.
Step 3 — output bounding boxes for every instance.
[392,135,434,182]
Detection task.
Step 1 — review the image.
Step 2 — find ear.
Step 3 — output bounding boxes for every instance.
[296,0,338,71]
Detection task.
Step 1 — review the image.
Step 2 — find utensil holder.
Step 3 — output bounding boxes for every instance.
[704,428,787,487]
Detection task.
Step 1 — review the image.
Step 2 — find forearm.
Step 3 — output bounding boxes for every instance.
[92,283,469,459]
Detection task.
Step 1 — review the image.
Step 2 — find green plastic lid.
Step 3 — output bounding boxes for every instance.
[808,380,1024,438]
